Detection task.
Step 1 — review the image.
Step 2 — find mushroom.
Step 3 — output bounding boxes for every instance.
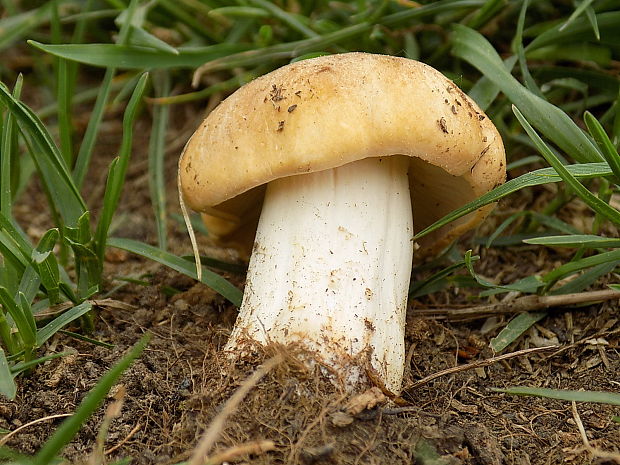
[179,53,505,394]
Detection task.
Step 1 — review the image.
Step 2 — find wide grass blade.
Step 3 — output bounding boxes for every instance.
[107,238,243,306]
[494,386,620,406]
[36,301,93,347]
[33,334,150,465]
[0,288,36,351]
[0,86,86,227]
[1,75,22,215]
[0,348,16,400]
[28,41,250,69]
[490,312,547,352]
[452,24,602,164]
[512,105,620,226]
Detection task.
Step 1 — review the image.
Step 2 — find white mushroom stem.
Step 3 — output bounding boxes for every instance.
[225,156,414,393]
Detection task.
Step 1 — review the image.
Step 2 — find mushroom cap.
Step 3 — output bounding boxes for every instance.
[179,52,506,257]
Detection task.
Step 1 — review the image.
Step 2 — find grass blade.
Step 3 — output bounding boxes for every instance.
[33,334,149,465]
[551,261,617,295]
[1,75,22,215]
[542,249,620,289]
[583,111,620,182]
[94,73,149,263]
[32,229,61,305]
[36,301,93,347]
[493,386,620,406]
[413,162,612,241]
[524,235,620,248]
[0,86,86,227]
[559,0,596,32]
[196,0,484,76]
[512,105,620,225]
[409,258,477,298]
[0,348,16,400]
[107,238,243,306]
[526,11,620,52]
[452,24,602,164]
[0,1,56,51]
[489,312,547,352]
[148,71,170,250]
[0,288,36,349]
[28,41,250,69]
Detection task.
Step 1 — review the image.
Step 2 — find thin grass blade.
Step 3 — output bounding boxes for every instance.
[9,352,68,376]
[409,258,477,298]
[148,71,170,250]
[493,386,620,406]
[524,235,620,248]
[551,261,617,295]
[107,238,243,306]
[526,11,620,52]
[583,111,620,182]
[413,162,612,241]
[94,73,149,263]
[512,105,620,225]
[542,249,620,288]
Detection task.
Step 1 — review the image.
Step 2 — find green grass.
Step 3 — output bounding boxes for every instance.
[1,0,619,462]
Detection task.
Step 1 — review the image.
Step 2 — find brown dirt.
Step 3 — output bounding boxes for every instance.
[1,102,620,465]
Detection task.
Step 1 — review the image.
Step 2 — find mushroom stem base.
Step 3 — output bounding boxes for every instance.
[226,156,414,393]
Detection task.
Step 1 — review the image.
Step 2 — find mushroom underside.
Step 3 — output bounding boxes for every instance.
[225,156,414,393]
[204,156,479,258]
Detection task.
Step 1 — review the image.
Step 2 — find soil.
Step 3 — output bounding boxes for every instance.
[1,94,620,465]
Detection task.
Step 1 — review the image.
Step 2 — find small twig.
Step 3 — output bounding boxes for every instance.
[188,355,282,465]
[413,289,620,320]
[571,401,590,448]
[0,414,72,446]
[204,440,276,465]
[402,345,556,391]
[37,299,136,318]
[105,422,142,455]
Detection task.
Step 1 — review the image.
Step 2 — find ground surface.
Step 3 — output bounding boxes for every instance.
[1,102,619,465]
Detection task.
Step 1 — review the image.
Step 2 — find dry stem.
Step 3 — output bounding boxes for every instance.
[187,355,282,465]
[413,289,620,321]
[402,345,556,392]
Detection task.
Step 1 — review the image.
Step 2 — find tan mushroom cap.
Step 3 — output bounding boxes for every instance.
[179,52,506,257]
